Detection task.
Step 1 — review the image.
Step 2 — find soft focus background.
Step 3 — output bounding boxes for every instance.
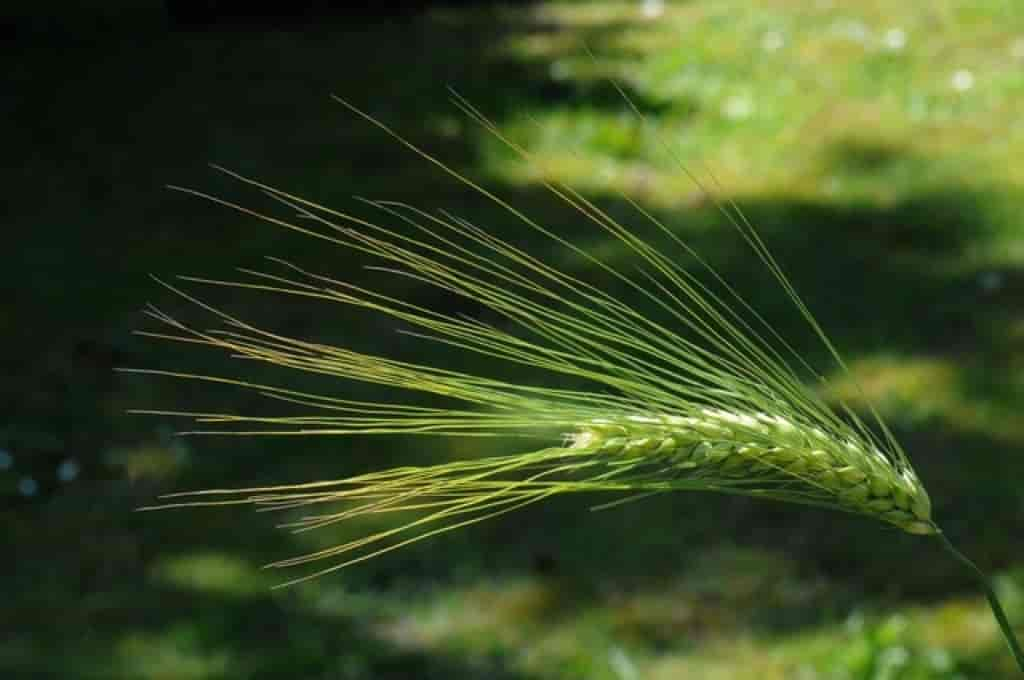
[5,1,1024,678]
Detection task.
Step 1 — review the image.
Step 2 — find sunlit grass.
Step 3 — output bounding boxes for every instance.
[490,1,1024,258]
[365,552,1024,679]
[151,552,272,597]
[827,355,1024,442]
[116,629,233,680]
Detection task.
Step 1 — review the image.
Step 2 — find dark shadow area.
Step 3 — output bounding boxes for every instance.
[3,0,548,42]
[162,0,545,30]
[1,0,664,497]
[2,7,681,677]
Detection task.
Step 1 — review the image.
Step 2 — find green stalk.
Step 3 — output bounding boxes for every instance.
[935,529,1024,671]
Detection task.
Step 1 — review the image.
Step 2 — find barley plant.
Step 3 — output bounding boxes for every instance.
[127,95,1024,668]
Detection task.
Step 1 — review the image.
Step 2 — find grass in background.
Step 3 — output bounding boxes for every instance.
[4,1,1024,678]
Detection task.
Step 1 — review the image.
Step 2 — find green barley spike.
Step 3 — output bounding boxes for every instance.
[126,95,1023,668]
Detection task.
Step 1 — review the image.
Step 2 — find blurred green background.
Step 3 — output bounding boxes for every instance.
[5,1,1024,678]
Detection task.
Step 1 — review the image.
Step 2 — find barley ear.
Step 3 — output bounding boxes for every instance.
[129,95,1024,670]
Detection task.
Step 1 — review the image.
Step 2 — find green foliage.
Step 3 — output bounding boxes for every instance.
[817,614,965,680]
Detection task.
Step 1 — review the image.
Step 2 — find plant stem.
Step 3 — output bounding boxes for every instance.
[935,529,1024,672]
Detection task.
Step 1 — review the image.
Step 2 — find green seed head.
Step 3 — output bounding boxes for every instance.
[132,97,939,583]
[569,410,934,534]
